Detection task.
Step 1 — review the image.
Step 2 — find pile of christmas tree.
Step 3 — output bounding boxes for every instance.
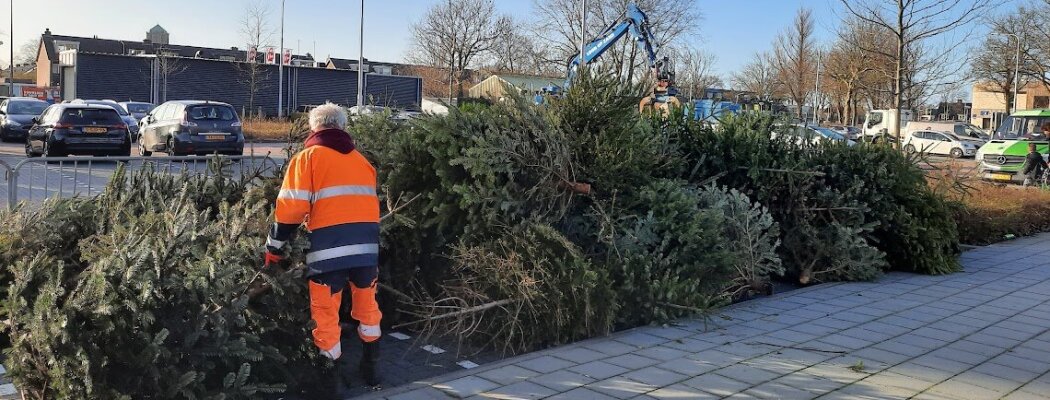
[0,76,958,398]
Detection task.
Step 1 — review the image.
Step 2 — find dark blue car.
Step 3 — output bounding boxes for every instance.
[0,97,49,142]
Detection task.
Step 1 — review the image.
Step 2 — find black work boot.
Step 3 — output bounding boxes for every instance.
[360,339,382,390]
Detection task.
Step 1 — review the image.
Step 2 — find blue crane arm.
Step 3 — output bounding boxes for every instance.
[563,3,661,90]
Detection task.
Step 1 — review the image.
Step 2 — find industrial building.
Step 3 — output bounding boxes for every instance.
[33,26,422,115]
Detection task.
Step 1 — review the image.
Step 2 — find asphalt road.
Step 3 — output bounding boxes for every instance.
[0,140,290,208]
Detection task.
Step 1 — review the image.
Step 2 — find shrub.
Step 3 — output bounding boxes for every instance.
[952,183,1050,245]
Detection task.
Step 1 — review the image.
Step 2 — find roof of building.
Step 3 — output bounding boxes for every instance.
[149,25,167,33]
[40,30,313,64]
[327,57,365,69]
[477,74,562,90]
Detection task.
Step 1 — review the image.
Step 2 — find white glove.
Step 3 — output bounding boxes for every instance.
[320,342,342,360]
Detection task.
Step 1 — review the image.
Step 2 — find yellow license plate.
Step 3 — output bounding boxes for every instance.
[205,135,226,141]
[990,173,1013,181]
[83,127,107,134]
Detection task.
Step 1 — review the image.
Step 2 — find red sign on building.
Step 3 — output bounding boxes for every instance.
[282,48,292,65]
[247,46,257,63]
[265,47,276,64]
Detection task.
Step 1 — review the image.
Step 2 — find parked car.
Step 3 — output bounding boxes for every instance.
[138,100,244,156]
[828,125,861,140]
[902,130,983,158]
[0,97,49,142]
[772,124,857,147]
[118,101,156,122]
[25,104,132,157]
[70,99,141,137]
[348,105,420,122]
[904,121,989,141]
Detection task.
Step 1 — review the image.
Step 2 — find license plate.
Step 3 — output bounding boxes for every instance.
[990,173,1013,181]
[83,127,107,134]
[205,135,226,141]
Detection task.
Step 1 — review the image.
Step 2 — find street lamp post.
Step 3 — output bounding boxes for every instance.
[278,0,285,118]
[994,32,1023,114]
[812,53,821,126]
[8,0,13,96]
[357,0,364,109]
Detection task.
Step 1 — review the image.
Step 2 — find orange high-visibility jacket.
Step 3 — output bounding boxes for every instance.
[269,131,380,275]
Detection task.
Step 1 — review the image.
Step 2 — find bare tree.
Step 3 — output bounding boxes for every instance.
[825,18,880,125]
[673,47,721,99]
[532,0,701,83]
[409,0,509,102]
[772,8,817,121]
[839,0,988,143]
[17,39,38,66]
[237,0,275,117]
[486,17,553,75]
[732,51,780,101]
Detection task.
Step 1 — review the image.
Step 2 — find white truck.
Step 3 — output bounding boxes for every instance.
[862,109,914,143]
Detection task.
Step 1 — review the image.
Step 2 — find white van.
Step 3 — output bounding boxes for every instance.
[904,121,989,141]
[862,109,914,141]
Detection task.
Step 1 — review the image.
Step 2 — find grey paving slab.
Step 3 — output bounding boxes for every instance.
[365,234,1050,400]
[528,369,595,392]
[474,381,556,400]
[514,355,575,374]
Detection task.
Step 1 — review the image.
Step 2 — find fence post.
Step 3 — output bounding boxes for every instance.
[6,167,16,211]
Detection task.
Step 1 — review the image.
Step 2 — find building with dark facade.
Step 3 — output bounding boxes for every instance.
[34,27,422,115]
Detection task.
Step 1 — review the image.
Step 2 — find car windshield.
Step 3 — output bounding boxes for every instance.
[187,105,237,121]
[124,103,154,113]
[60,108,123,125]
[8,101,47,115]
[996,116,1050,139]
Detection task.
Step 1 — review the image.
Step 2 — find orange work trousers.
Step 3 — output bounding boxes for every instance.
[308,268,382,352]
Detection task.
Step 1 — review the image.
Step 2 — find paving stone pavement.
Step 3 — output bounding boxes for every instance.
[360,234,1050,400]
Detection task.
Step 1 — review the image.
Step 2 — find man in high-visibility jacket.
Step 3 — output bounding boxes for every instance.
[264,102,382,388]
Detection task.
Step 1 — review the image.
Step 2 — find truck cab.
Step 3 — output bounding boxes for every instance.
[863,109,914,142]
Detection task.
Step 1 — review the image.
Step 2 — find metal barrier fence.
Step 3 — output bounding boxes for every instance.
[1,155,282,210]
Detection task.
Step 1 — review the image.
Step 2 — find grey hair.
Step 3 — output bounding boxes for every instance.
[309,102,348,131]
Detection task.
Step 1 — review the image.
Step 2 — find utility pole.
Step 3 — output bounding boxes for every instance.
[357,0,365,109]
[994,32,1023,114]
[579,0,586,64]
[9,0,13,96]
[277,0,285,118]
[812,53,821,126]
[1011,33,1023,114]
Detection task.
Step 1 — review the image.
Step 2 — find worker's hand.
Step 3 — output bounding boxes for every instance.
[263,250,284,268]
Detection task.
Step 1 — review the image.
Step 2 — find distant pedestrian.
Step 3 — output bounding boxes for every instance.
[1022,142,1047,187]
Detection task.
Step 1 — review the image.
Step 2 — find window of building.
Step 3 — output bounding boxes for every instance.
[1035,96,1049,109]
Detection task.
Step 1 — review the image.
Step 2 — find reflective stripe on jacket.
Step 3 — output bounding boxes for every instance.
[275,142,380,273]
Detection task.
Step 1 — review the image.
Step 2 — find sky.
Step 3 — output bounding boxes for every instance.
[3,0,1026,95]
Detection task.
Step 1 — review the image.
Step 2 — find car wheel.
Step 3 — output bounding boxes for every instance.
[950,148,963,158]
[167,138,181,156]
[903,144,916,154]
[139,136,152,156]
[43,141,65,159]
